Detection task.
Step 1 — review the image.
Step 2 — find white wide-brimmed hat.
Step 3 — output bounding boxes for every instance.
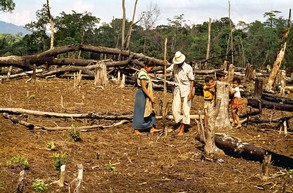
[172,51,186,64]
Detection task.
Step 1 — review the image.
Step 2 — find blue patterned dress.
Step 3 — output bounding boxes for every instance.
[132,69,156,131]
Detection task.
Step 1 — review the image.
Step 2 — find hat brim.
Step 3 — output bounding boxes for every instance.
[173,55,186,64]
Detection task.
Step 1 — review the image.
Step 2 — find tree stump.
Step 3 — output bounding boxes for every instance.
[244,63,255,82]
[16,170,25,193]
[276,70,286,96]
[69,164,83,193]
[215,81,232,130]
[94,63,108,88]
[203,81,230,158]
[253,78,263,100]
[227,64,234,83]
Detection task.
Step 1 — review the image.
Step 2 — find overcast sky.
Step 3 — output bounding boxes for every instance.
[0,0,291,27]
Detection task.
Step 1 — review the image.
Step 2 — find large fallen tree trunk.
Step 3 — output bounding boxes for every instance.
[196,133,293,169]
[248,98,293,111]
[0,44,166,69]
[262,93,293,105]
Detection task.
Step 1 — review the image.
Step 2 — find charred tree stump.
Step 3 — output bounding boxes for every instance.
[251,78,263,113]
[244,63,255,82]
[261,153,272,181]
[213,133,293,169]
[254,78,263,100]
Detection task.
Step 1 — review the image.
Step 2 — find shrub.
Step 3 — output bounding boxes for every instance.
[32,179,48,192]
[106,161,116,172]
[68,125,81,142]
[46,141,57,151]
[7,156,29,170]
[51,152,67,170]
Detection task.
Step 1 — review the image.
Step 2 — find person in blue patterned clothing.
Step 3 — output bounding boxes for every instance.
[133,61,160,135]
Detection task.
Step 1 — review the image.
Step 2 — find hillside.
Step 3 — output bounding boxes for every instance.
[0,20,31,35]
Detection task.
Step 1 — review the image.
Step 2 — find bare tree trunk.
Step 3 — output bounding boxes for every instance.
[163,38,168,136]
[278,70,286,96]
[204,18,211,69]
[125,0,139,50]
[121,0,126,50]
[204,97,225,158]
[228,1,234,64]
[265,9,291,93]
[214,81,232,130]
[265,43,287,93]
[46,0,54,49]
[239,37,246,67]
[227,63,234,83]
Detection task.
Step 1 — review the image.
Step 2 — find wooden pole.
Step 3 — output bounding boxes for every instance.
[204,18,211,69]
[229,1,234,65]
[163,38,168,136]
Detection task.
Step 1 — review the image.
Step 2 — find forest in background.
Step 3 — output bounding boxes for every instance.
[0,2,292,71]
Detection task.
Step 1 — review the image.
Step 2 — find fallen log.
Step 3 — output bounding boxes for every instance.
[215,133,293,169]
[2,113,34,129]
[0,69,43,79]
[196,133,293,169]
[0,108,133,120]
[248,98,293,111]
[0,44,166,69]
[2,113,129,131]
[42,120,129,131]
[262,93,293,105]
[1,108,205,121]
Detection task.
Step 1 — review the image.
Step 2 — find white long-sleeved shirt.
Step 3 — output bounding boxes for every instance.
[167,62,194,97]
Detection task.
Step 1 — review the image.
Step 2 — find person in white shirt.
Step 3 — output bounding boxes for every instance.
[229,77,243,128]
[166,51,195,136]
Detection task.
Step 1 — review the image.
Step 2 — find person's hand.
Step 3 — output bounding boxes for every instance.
[187,93,194,101]
[150,96,156,104]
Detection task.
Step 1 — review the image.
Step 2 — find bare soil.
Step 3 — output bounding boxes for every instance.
[0,78,292,193]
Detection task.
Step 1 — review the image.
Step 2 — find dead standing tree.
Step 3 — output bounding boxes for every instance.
[46,0,54,49]
[265,9,291,93]
[125,0,139,50]
[204,18,211,69]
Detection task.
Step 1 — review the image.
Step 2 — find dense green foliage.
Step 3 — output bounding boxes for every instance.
[0,8,292,70]
[0,0,15,12]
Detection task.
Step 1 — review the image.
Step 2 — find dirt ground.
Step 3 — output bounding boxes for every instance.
[0,78,292,193]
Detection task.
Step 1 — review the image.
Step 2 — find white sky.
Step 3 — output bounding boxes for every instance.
[0,0,291,27]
